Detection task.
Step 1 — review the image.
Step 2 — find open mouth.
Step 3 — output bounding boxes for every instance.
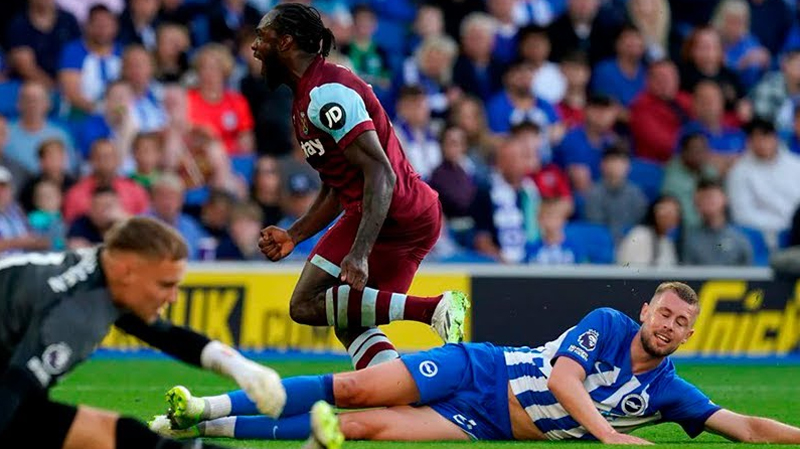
[655,333,670,344]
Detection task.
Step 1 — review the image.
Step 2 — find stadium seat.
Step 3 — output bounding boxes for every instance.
[0,81,21,119]
[628,157,664,204]
[778,228,792,249]
[735,226,770,267]
[565,221,615,264]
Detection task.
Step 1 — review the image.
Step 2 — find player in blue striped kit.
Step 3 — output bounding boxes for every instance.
[151,282,800,446]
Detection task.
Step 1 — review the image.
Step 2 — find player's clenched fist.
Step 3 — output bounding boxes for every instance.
[259,226,295,261]
[339,252,368,291]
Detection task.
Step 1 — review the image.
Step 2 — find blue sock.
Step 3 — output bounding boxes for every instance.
[227,374,335,417]
[233,414,311,439]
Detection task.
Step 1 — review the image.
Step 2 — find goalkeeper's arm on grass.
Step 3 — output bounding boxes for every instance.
[114,314,286,417]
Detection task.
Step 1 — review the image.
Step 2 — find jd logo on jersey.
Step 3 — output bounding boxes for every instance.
[621,393,647,416]
[321,102,346,130]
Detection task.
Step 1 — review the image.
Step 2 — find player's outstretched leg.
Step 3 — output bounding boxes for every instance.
[162,374,335,428]
[322,285,470,344]
[150,413,313,440]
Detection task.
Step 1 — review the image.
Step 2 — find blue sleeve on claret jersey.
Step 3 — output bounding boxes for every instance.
[660,376,722,438]
[307,82,372,144]
[552,308,627,375]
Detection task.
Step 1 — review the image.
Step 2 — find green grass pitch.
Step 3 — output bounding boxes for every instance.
[51,359,800,449]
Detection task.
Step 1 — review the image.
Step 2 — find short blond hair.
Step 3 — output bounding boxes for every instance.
[654,282,699,308]
[105,217,189,261]
[193,43,235,79]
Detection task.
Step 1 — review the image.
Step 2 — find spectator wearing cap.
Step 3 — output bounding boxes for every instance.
[146,172,208,260]
[584,144,648,243]
[452,13,506,105]
[57,4,123,116]
[517,25,567,105]
[727,118,800,245]
[62,139,150,223]
[661,132,718,228]
[18,139,77,213]
[750,50,800,131]
[683,177,752,265]
[680,80,746,175]
[629,60,688,164]
[0,117,32,194]
[0,166,49,255]
[216,201,265,261]
[276,170,326,261]
[6,81,79,174]
[4,0,81,86]
[590,24,647,109]
[554,94,617,193]
[394,86,441,180]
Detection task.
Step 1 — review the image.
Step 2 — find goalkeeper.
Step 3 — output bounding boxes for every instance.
[0,217,286,449]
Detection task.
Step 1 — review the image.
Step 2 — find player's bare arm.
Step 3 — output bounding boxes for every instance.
[259,185,341,261]
[704,409,800,443]
[287,184,341,244]
[548,357,653,445]
[339,130,397,290]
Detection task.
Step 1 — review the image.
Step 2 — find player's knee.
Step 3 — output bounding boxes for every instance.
[334,375,371,408]
[289,297,317,325]
[339,414,382,440]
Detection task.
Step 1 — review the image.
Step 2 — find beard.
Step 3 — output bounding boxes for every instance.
[260,52,286,90]
[639,330,676,357]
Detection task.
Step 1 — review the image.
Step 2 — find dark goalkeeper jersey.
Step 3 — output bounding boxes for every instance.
[0,247,207,392]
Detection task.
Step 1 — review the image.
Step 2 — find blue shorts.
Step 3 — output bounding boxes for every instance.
[400,343,513,440]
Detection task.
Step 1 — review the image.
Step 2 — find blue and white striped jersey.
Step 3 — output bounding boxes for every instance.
[502,308,720,440]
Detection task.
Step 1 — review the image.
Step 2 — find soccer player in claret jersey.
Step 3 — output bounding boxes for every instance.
[151,282,800,447]
[251,3,469,369]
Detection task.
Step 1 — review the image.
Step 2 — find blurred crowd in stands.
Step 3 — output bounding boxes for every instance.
[1,0,800,266]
